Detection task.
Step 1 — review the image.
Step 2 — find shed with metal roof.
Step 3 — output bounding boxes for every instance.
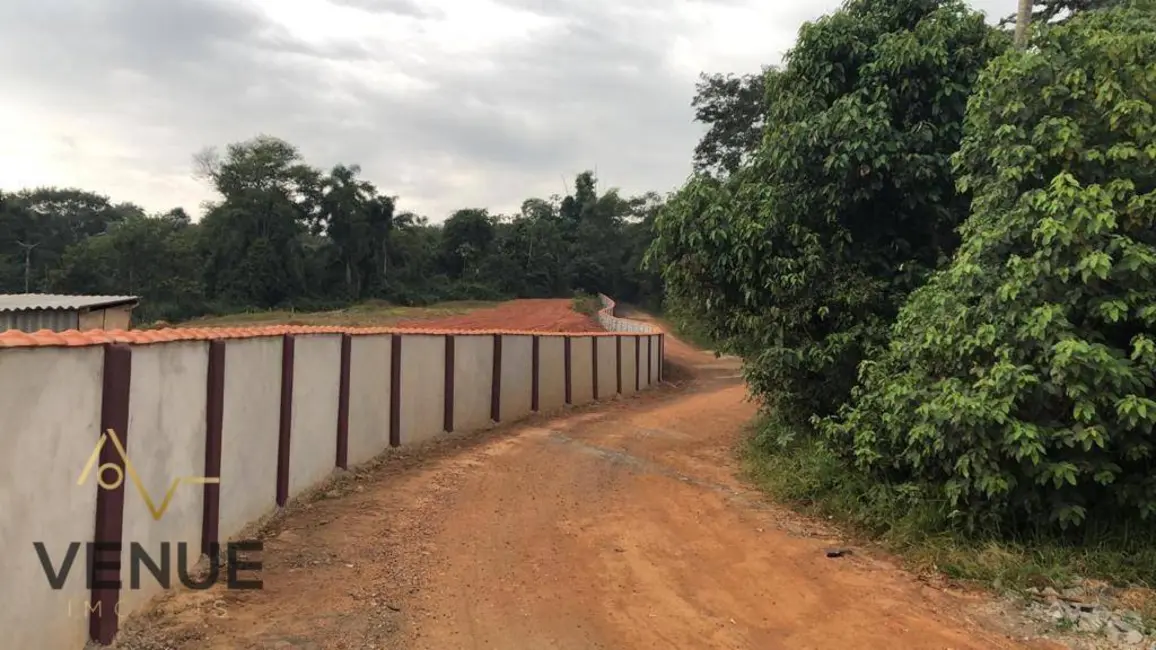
[0,294,139,332]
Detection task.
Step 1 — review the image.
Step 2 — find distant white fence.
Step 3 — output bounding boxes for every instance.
[596,293,661,334]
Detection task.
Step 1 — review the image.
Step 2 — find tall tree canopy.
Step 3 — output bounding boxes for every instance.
[690,70,773,177]
[651,0,1006,425]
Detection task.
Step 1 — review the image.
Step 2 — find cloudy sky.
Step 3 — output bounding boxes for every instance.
[0,0,1015,222]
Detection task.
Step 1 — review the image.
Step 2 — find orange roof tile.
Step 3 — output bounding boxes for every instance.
[0,323,662,349]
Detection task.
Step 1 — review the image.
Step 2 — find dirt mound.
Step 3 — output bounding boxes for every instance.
[396,298,604,333]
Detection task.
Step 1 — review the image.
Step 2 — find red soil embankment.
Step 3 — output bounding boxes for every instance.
[396,298,603,333]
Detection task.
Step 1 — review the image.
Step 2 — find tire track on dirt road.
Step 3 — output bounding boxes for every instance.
[114,327,1058,650]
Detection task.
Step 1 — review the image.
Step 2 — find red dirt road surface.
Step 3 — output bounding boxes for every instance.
[115,313,1059,650]
[395,298,604,332]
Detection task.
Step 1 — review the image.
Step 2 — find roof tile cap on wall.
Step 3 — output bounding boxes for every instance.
[0,295,661,349]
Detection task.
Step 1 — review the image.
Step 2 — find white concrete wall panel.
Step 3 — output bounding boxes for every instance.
[288,335,341,499]
[219,337,282,541]
[499,335,533,421]
[620,336,638,396]
[569,337,594,405]
[641,336,652,386]
[453,335,494,433]
[0,347,103,650]
[537,336,566,412]
[348,335,392,466]
[120,341,210,615]
[399,335,445,445]
[650,335,661,384]
[596,336,617,400]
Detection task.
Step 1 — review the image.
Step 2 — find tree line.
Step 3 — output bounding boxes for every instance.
[0,137,662,323]
[649,0,1152,534]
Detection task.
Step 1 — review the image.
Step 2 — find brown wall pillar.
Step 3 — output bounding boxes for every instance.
[275,335,295,507]
[615,336,622,395]
[563,337,572,404]
[89,343,132,645]
[443,335,455,432]
[335,334,352,469]
[389,335,402,447]
[201,340,226,558]
[490,335,502,422]
[531,336,540,411]
[592,337,599,400]
[634,335,641,392]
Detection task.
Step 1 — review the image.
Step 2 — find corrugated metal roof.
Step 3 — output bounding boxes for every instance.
[0,293,139,313]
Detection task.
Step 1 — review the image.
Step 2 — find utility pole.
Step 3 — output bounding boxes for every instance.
[14,240,38,293]
[1015,0,1033,48]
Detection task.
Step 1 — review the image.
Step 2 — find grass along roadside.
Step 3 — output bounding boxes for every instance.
[175,299,497,328]
[571,291,602,317]
[656,316,717,351]
[740,419,1156,625]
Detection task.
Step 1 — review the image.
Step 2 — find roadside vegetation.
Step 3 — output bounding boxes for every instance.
[570,290,603,317]
[650,0,1156,597]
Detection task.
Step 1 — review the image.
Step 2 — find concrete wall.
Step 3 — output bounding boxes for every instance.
[453,335,494,433]
[569,336,594,405]
[640,335,652,387]
[399,335,445,445]
[0,347,103,650]
[649,335,660,383]
[499,335,533,421]
[595,337,617,400]
[219,337,282,539]
[288,335,341,499]
[537,336,566,412]
[0,294,667,648]
[620,336,638,395]
[119,341,209,614]
[347,335,392,466]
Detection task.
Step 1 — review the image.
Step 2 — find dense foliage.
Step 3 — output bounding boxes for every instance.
[690,70,772,177]
[651,0,1005,424]
[0,138,662,322]
[823,2,1156,529]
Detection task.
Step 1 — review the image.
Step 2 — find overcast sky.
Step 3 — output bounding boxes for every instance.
[0,0,1015,222]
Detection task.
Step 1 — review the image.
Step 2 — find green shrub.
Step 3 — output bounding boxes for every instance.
[571,290,602,317]
[823,1,1156,530]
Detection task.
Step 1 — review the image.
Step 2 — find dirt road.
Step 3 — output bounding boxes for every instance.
[118,326,1051,650]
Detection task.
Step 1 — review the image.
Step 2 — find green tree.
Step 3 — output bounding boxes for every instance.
[0,188,135,292]
[651,0,1006,425]
[316,164,395,300]
[50,211,205,321]
[440,208,494,279]
[823,0,1156,529]
[194,135,320,307]
[691,70,773,177]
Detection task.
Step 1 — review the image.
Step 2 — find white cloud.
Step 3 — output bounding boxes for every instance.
[0,0,1017,221]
